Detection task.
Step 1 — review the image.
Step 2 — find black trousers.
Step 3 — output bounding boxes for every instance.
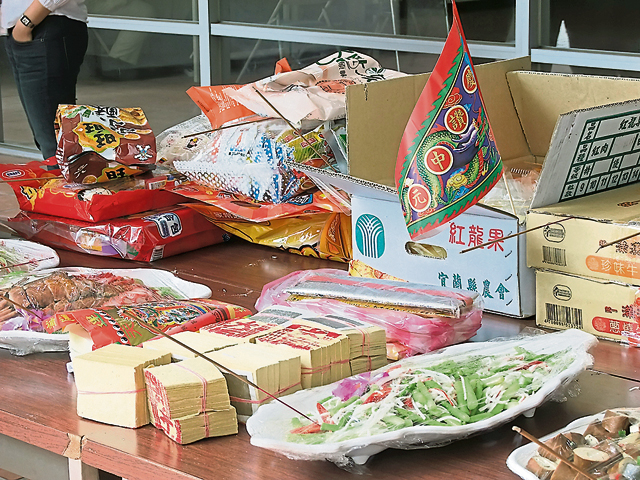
[5,15,88,160]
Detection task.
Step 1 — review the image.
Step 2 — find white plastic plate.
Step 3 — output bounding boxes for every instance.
[246,329,597,465]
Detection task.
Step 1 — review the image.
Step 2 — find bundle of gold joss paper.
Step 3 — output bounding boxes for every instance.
[206,343,301,421]
[73,343,172,428]
[144,356,237,444]
[142,330,240,361]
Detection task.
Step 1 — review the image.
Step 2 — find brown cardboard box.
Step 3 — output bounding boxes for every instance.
[296,59,640,317]
[527,183,640,284]
[536,269,640,343]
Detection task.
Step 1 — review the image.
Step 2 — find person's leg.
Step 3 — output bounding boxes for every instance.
[4,16,88,159]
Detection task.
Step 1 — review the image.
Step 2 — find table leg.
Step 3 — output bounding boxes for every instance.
[0,433,100,480]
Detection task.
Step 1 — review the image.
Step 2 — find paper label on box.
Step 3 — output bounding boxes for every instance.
[532,101,640,209]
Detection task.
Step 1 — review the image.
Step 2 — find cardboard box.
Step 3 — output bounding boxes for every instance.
[296,58,640,317]
[535,269,640,343]
[527,183,640,284]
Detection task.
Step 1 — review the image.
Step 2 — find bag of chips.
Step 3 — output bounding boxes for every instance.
[0,161,184,223]
[55,105,157,183]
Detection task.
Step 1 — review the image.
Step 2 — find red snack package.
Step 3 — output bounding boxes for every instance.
[0,162,183,222]
[9,205,231,262]
[52,299,252,347]
[55,105,156,182]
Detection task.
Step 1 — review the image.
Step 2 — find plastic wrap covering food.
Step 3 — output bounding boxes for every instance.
[255,269,483,356]
[52,299,251,348]
[55,105,156,183]
[508,408,640,480]
[155,114,217,167]
[8,206,231,262]
[173,119,342,203]
[246,329,597,467]
[0,161,184,222]
[480,162,541,221]
[0,239,59,274]
[0,267,212,355]
[223,50,406,125]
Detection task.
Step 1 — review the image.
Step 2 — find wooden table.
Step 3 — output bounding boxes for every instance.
[1,239,640,480]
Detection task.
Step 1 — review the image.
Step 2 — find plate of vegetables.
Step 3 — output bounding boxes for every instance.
[246,329,597,465]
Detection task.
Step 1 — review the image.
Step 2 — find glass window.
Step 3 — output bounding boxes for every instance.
[220,0,514,44]
[86,0,197,22]
[223,37,504,86]
[540,0,640,54]
[80,30,202,134]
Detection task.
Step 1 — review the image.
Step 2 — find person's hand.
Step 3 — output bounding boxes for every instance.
[11,22,33,43]
[0,299,16,326]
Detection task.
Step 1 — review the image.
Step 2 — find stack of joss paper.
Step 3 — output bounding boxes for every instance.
[73,343,172,428]
[254,319,348,389]
[144,357,237,444]
[206,343,301,421]
[142,330,241,361]
[290,312,387,375]
[199,315,286,344]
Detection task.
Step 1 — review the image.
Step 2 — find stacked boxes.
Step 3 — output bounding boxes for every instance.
[527,183,640,343]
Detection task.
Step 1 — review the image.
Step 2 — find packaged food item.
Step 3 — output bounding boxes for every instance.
[507,408,640,480]
[223,50,406,125]
[54,299,251,348]
[1,161,184,222]
[246,329,596,466]
[8,205,231,262]
[172,186,340,222]
[63,150,153,184]
[156,114,217,166]
[73,343,172,428]
[256,269,482,357]
[186,84,259,130]
[55,105,156,183]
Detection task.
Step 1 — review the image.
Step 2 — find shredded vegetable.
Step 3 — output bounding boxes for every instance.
[287,346,575,444]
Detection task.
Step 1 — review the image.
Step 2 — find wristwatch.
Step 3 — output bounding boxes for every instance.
[20,14,35,29]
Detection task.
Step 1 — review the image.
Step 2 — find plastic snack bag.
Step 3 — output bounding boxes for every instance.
[55,105,156,183]
[0,161,184,223]
[8,205,231,262]
[224,50,406,125]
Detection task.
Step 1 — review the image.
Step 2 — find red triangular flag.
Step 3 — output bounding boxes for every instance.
[395,1,503,240]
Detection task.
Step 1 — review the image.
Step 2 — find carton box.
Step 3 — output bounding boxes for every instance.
[527,183,640,284]
[296,57,640,317]
[535,269,640,343]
